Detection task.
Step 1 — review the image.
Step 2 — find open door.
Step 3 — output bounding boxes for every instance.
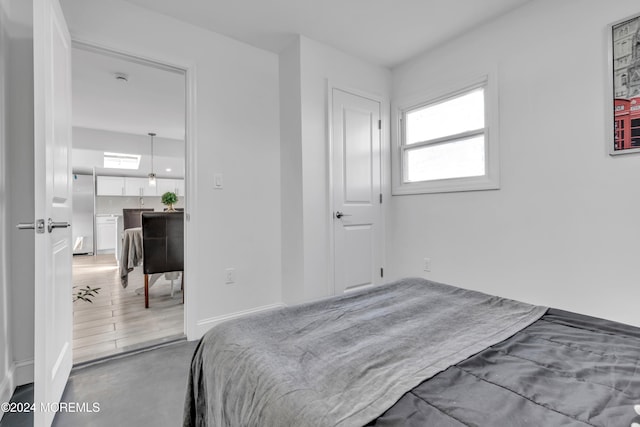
[33,0,73,425]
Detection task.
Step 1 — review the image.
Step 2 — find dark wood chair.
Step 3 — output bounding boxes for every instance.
[141,212,184,308]
[123,208,154,230]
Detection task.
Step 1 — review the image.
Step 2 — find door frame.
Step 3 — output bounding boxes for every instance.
[326,81,387,296]
[70,38,199,340]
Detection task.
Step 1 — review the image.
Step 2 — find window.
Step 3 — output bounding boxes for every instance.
[103,152,141,170]
[393,75,499,195]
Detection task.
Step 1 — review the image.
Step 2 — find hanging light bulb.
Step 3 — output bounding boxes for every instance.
[148,132,157,186]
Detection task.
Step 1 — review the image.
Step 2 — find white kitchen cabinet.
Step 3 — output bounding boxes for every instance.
[156,178,185,197]
[123,177,142,196]
[156,178,175,195]
[96,176,125,196]
[96,215,117,254]
[175,179,185,197]
[124,177,157,197]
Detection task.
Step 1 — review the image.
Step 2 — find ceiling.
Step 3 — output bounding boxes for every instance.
[72,46,186,140]
[123,0,532,68]
[71,46,186,176]
[69,0,531,170]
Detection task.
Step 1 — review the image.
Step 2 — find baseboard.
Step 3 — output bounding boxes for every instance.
[0,364,15,407]
[12,358,33,387]
[0,358,33,407]
[196,303,286,337]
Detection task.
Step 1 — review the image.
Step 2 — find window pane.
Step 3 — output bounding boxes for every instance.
[406,136,485,182]
[103,152,141,170]
[406,88,484,145]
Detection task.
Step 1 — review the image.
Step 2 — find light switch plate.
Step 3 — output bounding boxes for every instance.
[214,174,223,189]
[225,268,235,284]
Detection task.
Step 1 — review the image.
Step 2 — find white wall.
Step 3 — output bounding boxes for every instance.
[279,40,304,304]
[0,0,12,407]
[389,0,640,327]
[280,36,391,304]
[5,0,35,389]
[59,0,282,337]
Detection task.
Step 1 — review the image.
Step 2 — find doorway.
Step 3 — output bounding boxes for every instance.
[70,43,188,364]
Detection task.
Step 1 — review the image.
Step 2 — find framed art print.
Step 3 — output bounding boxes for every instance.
[611,13,640,155]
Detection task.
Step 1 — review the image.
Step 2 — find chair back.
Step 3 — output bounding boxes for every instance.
[123,208,154,230]
[141,212,184,275]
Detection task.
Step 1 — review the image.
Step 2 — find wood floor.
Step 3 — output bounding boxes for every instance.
[72,254,184,364]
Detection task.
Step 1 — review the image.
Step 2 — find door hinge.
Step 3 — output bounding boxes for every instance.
[380,267,384,278]
[379,193,383,204]
[378,120,381,130]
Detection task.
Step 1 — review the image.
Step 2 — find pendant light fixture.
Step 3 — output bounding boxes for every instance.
[148,132,157,186]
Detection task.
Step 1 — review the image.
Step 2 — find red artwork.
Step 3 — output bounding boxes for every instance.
[612,15,640,152]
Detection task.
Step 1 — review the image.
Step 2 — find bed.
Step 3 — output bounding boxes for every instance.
[183,278,640,427]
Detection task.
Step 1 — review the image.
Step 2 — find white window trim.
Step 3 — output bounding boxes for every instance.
[392,72,500,195]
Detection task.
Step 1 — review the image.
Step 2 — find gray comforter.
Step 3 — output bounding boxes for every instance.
[184,278,547,427]
[369,309,640,426]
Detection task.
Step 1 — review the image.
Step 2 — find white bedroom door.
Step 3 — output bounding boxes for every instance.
[331,88,383,295]
[33,0,73,425]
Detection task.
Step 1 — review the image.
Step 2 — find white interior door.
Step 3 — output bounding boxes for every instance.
[33,0,73,425]
[332,88,383,294]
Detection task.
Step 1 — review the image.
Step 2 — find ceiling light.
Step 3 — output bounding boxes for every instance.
[148,132,156,186]
[165,168,172,172]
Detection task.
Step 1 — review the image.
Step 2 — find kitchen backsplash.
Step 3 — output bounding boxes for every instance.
[95,196,184,215]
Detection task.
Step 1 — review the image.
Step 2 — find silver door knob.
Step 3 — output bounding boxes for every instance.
[335,211,351,219]
[47,218,71,233]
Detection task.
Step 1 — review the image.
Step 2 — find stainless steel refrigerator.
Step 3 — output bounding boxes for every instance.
[72,173,95,255]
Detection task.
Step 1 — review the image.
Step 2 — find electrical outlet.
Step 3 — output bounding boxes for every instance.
[225,268,235,284]
[423,258,431,272]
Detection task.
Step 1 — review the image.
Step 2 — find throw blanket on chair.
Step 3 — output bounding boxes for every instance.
[119,228,143,288]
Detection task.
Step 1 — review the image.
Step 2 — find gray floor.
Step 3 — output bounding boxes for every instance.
[0,340,198,427]
[0,384,33,427]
